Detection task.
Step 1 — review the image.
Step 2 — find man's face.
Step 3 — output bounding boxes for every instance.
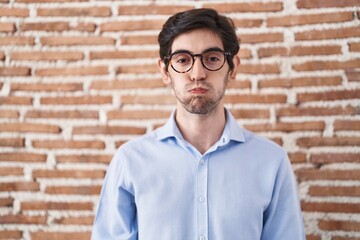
[159,28,239,115]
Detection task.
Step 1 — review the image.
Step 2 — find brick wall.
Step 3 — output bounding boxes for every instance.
[0,0,359,239]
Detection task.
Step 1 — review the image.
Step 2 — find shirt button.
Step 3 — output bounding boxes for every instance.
[199,196,205,203]
[199,236,206,240]
[199,159,205,165]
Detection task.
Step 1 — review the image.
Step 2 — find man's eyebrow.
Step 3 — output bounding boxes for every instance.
[171,47,224,55]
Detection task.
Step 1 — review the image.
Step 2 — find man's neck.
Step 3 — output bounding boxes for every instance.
[175,106,227,155]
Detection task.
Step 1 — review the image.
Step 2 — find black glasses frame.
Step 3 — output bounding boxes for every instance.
[164,48,232,73]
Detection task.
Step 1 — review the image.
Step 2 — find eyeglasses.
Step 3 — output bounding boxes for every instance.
[164,48,231,73]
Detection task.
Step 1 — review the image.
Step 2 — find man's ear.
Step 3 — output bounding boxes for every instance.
[158,59,171,84]
[229,55,240,80]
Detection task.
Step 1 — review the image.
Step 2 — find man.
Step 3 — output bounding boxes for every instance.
[92,8,305,240]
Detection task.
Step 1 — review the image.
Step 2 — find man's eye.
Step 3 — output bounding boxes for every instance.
[177,58,189,63]
[208,57,220,62]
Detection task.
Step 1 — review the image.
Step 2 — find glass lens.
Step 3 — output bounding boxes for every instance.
[203,51,225,71]
[170,52,193,73]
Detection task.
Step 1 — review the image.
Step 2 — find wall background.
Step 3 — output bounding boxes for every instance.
[0,0,359,239]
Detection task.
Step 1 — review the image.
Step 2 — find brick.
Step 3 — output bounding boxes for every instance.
[0,96,32,105]
[0,152,47,163]
[267,12,353,27]
[10,51,83,61]
[259,76,342,88]
[0,215,47,224]
[21,22,71,32]
[0,22,15,32]
[319,220,360,232]
[311,153,360,164]
[309,186,360,197]
[277,106,357,117]
[349,42,360,52]
[21,201,93,211]
[121,94,175,105]
[0,138,24,147]
[297,0,360,8]
[40,95,112,105]
[0,123,61,133]
[293,59,360,71]
[332,237,360,240]
[244,121,325,132]
[297,137,360,147]
[30,232,91,240]
[118,5,193,15]
[233,18,263,28]
[0,182,39,192]
[238,49,252,59]
[0,36,34,45]
[297,89,360,102]
[17,0,88,2]
[54,216,94,225]
[25,110,98,119]
[346,69,360,81]
[37,7,111,17]
[32,140,105,149]
[121,34,158,45]
[239,33,283,43]
[295,27,360,41]
[229,109,270,119]
[227,80,251,89]
[306,235,321,240]
[0,230,22,239]
[90,79,165,90]
[56,154,112,164]
[203,2,283,12]
[41,36,115,46]
[32,169,105,179]
[239,63,280,74]
[0,67,30,76]
[11,83,83,92]
[0,167,23,176]
[71,22,96,32]
[301,201,360,213]
[0,198,13,207]
[0,109,20,118]
[270,137,282,146]
[115,140,127,148]
[288,152,307,163]
[100,19,163,32]
[73,125,146,135]
[46,185,101,195]
[258,45,342,58]
[36,66,108,76]
[0,8,28,17]
[90,49,158,60]
[117,64,158,74]
[224,94,287,104]
[334,120,360,130]
[108,110,171,120]
[296,168,360,181]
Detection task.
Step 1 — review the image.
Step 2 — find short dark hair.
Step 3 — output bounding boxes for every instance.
[158,8,240,71]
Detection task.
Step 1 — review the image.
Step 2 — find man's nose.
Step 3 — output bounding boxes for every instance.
[190,57,206,81]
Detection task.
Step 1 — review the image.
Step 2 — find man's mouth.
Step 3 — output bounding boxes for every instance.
[189,87,208,94]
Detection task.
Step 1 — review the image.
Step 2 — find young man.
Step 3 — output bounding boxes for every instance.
[92,8,305,240]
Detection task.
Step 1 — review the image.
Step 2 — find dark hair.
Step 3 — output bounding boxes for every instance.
[158,8,240,71]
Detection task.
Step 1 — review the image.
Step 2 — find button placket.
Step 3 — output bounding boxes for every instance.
[197,156,208,240]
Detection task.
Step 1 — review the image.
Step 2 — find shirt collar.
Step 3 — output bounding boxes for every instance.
[156,108,246,144]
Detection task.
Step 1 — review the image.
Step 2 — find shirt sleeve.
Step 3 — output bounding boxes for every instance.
[92,149,138,240]
[261,152,305,240]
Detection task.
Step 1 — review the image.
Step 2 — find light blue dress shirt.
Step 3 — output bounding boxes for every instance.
[92,109,305,240]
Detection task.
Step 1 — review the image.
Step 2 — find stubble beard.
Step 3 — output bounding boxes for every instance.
[170,76,228,115]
